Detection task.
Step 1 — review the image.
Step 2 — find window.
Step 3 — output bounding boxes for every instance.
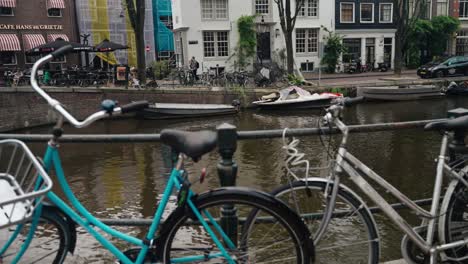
[47,8,62,17]
[423,0,432,18]
[461,0,468,18]
[296,28,318,53]
[255,0,269,14]
[340,3,354,23]
[0,52,16,65]
[342,38,361,63]
[0,7,13,16]
[300,62,314,72]
[201,0,228,19]
[298,0,318,17]
[379,3,393,23]
[160,16,173,30]
[456,30,468,55]
[25,53,42,64]
[360,3,374,23]
[52,56,66,63]
[203,31,229,57]
[436,0,447,15]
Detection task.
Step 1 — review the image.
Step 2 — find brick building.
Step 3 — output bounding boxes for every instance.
[0,0,80,69]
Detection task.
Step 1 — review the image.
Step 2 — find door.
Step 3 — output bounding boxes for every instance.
[257,32,271,63]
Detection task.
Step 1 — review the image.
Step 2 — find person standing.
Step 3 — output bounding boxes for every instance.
[189,56,199,81]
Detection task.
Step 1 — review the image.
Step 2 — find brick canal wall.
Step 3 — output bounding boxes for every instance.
[0,87,259,132]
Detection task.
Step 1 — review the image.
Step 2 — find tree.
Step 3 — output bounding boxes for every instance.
[125,0,146,84]
[394,0,425,74]
[321,28,346,73]
[273,0,305,74]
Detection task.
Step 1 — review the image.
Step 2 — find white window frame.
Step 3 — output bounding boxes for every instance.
[425,0,432,19]
[255,0,270,15]
[47,8,62,18]
[360,3,374,23]
[200,0,228,20]
[203,31,229,58]
[379,3,393,23]
[436,0,448,16]
[461,0,468,19]
[340,2,355,23]
[0,7,14,16]
[295,28,319,54]
[298,0,318,17]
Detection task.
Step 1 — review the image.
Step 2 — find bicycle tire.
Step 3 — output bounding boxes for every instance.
[159,187,313,263]
[0,208,71,264]
[439,172,468,263]
[272,180,379,264]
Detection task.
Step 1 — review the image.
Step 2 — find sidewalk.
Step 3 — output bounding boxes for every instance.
[303,69,417,80]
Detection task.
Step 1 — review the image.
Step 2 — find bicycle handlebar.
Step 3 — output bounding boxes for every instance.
[30,46,148,129]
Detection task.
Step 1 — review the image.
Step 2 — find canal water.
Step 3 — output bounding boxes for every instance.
[22,96,468,262]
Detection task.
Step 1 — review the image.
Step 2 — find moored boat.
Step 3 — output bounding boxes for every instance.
[357,85,444,101]
[252,86,343,110]
[138,102,239,119]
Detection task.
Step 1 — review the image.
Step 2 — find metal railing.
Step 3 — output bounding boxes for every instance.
[0,116,454,226]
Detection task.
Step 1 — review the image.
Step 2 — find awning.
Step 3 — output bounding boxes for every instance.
[23,34,46,50]
[46,0,65,9]
[47,34,69,42]
[0,34,20,51]
[0,0,16,8]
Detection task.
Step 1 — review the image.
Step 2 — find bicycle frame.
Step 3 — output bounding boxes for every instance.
[3,141,237,264]
[318,117,468,261]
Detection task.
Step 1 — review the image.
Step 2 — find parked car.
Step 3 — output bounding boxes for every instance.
[417,56,468,78]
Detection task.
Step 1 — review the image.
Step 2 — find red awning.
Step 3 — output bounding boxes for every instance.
[0,34,20,51]
[46,0,65,9]
[47,34,69,42]
[0,0,16,8]
[23,34,46,50]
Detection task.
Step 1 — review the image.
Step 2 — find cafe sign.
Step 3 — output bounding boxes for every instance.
[0,24,63,30]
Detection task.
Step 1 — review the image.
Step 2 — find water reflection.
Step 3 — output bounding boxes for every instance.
[19,97,468,262]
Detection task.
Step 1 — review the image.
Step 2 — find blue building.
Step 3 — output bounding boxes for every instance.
[153,0,174,59]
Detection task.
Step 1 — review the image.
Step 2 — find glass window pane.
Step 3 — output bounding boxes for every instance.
[341,3,354,22]
[255,0,269,14]
[296,29,305,53]
[361,4,373,22]
[203,32,215,57]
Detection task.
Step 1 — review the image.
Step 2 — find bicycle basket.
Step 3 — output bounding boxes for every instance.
[0,139,52,228]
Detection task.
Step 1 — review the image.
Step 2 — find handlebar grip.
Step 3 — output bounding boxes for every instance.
[51,45,74,59]
[343,96,365,107]
[120,101,149,114]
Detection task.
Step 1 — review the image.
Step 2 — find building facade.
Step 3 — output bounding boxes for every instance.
[0,0,79,69]
[75,0,156,67]
[171,0,334,73]
[335,0,396,70]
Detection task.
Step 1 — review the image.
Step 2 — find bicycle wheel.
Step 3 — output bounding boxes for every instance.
[272,180,379,264]
[440,176,468,263]
[160,187,313,263]
[0,208,71,264]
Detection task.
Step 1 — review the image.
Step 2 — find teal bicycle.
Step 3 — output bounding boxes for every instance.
[0,46,313,264]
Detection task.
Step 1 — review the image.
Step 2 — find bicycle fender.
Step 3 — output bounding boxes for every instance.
[42,203,77,254]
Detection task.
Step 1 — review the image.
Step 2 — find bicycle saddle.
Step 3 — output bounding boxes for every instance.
[424,115,468,131]
[160,129,217,161]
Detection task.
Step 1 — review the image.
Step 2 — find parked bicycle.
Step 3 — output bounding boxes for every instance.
[0,45,313,264]
[274,96,468,263]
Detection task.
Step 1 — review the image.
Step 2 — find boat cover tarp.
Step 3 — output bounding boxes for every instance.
[278,86,312,101]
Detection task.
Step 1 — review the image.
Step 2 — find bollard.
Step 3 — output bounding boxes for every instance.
[216,123,238,246]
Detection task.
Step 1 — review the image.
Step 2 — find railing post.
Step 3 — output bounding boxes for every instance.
[217,123,238,246]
